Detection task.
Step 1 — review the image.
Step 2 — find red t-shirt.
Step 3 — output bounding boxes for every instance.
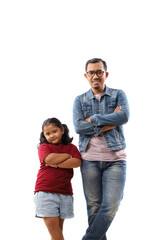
[34,143,81,195]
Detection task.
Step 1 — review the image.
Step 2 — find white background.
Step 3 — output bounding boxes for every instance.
[0,0,160,239]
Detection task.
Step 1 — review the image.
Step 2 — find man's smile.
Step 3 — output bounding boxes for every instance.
[91,79,101,83]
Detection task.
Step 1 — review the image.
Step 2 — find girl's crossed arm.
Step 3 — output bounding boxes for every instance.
[56,157,81,169]
[44,153,70,165]
[48,156,81,169]
[45,153,81,169]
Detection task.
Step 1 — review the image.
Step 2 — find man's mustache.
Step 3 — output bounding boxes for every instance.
[91,78,101,82]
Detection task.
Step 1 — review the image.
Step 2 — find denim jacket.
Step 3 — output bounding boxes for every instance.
[73,86,129,152]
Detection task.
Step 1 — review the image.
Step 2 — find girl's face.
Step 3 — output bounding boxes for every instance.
[43,123,64,145]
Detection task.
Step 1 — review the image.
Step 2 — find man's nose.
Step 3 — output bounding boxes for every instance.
[93,72,99,78]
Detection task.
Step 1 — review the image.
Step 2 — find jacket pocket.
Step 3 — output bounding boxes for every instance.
[82,105,92,118]
[108,101,117,113]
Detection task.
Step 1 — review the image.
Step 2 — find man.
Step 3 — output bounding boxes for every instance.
[73,58,129,240]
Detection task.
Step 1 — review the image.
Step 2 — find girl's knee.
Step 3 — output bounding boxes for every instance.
[43,217,64,240]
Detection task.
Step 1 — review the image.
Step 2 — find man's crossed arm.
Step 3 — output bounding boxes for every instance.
[85,106,122,133]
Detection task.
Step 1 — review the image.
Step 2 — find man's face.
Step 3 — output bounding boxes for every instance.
[84,61,109,94]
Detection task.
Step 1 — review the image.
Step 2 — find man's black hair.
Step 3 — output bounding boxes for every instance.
[85,58,107,72]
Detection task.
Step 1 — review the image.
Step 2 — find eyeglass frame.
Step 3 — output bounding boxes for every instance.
[86,70,105,78]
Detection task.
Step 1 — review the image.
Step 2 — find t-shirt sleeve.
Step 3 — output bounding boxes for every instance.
[70,144,82,159]
[38,143,52,164]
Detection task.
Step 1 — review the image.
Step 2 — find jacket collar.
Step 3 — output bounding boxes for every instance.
[86,85,111,101]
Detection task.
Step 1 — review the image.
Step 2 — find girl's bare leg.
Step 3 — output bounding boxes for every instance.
[59,219,64,231]
[43,217,64,240]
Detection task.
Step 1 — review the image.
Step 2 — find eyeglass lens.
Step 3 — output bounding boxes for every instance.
[87,70,104,77]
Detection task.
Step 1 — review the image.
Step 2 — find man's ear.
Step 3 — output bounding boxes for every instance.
[106,72,109,78]
[84,73,88,79]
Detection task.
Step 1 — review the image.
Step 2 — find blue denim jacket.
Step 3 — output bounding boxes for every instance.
[73,86,129,152]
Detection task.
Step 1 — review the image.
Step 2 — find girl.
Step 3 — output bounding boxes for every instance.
[34,118,81,240]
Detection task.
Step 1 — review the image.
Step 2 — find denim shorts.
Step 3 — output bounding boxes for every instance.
[34,191,74,219]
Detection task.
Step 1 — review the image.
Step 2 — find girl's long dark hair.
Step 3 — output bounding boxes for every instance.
[38,118,73,147]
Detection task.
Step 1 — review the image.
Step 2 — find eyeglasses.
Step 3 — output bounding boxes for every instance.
[86,70,104,77]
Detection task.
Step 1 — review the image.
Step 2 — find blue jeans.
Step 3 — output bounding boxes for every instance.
[81,160,126,240]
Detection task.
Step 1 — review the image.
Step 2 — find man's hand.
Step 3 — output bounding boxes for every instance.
[85,117,91,123]
[101,125,115,132]
[114,106,122,112]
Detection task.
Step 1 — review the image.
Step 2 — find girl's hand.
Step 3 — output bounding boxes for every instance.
[45,164,58,168]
